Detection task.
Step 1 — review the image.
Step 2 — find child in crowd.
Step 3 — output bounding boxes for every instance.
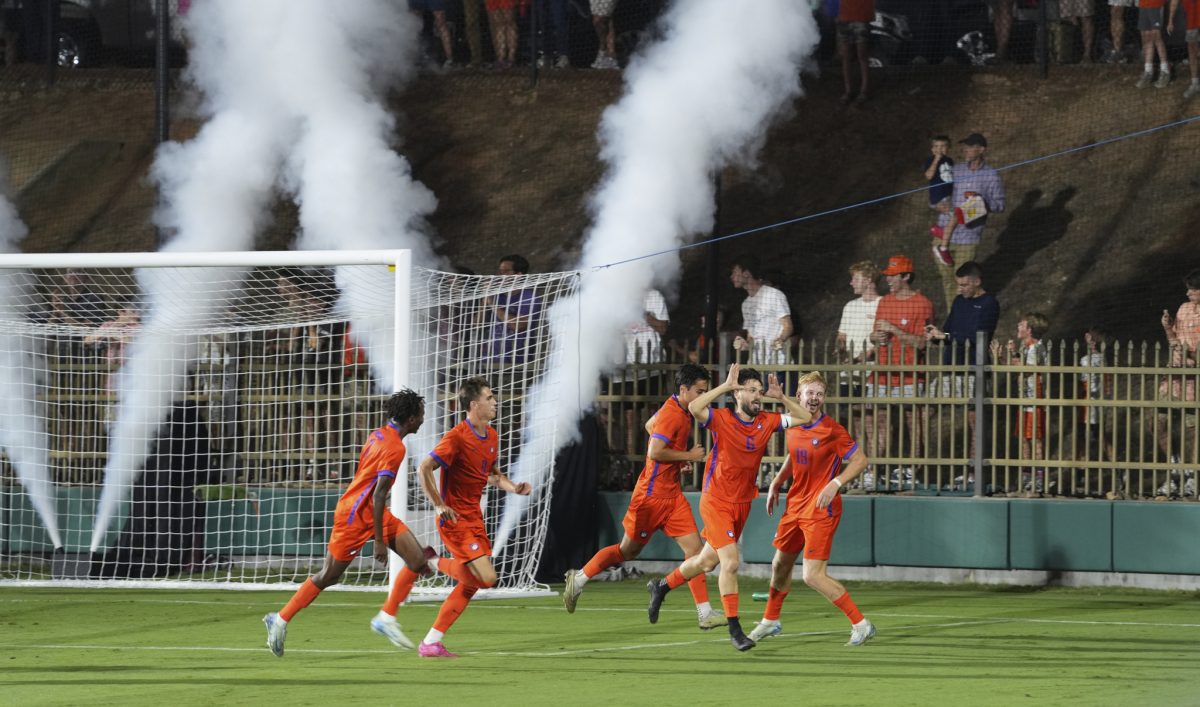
[993,312,1050,494]
[924,135,955,267]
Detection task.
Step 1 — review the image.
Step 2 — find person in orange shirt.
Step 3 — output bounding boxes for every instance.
[646,363,810,651]
[745,371,875,647]
[413,377,532,658]
[563,363,725,629]
[263,389,437,657]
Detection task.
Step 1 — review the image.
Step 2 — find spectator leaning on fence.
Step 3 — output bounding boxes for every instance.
[730,256,793,366]
[994,311,1050,493]
[934,133,1005,311]
[1077,327,1116,474]
[1153,269,1200,495]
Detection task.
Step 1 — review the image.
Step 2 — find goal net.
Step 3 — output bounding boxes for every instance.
[0,250,578,597]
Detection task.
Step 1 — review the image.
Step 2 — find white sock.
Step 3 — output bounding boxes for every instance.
[1161,62,1171,75]
[1145,62,1154,74]
[853,617,870,628]
[574,570,589,587]
[695,601,712,616]
[375,610,393,622]
[423,628,444,645]
[1192,78,1200,86]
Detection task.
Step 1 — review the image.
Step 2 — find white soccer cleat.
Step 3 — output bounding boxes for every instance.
[748,619,782,642]
[263,612,287,657]
[847,618,876,647]
[697,609,727,630]
[563,569,583,614]
[371,613,415,650]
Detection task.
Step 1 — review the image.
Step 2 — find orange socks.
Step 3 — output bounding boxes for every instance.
[382,567,418,616]
[764,587,788,621]
[832,591,864,624]
[432,583,479,633]
[279,578,321,622]
[665,568,688,590]
[686,573,710,605]
[720,593,739,620]
[583,544,626,578]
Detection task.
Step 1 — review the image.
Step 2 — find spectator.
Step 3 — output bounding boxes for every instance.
[590,0,619,70]
[836,260,882,483]
[537,0,571,69]
[837,0,874,104]
[1103,0,1137,63]
[730,256,793,366]
[614,289,669,456]
[1076,327,1115,483]
[1060,0,1097,63]
[868,255,934,485]
[83,305,142,424]
[989,0,1016,63]
[462,0,485,67]
[486,0,519,69]
[1134,0,1172,88]
[993,311,1049,494]
[1152,269,1199,496]
[1167,0,1200,98]
[924,134,955,268]
[409,0,456,68]
[486,254,542,363]
[934,133,1005,311]
[50,269,106,327]
[924,261,999,475]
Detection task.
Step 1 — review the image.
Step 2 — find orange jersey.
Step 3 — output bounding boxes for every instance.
[429,419,499,522]
[633,395,695,499]
[336,422,408,530]
[700,407,783,503]
[782,414,858,521]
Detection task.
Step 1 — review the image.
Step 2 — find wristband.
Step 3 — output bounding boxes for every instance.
[831,478,842,488]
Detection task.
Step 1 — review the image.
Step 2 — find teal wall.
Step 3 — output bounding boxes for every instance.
[596,492,1200,575]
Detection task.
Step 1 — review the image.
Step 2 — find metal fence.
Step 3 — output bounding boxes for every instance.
[596,334,1199,502]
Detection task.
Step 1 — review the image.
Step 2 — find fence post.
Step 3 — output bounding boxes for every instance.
[974,330,986,497]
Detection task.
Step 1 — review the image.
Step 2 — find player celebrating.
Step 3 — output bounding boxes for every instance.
[563,363,725,630]
[263,389,437,657]
[413,377,531,658]
[646,363,811,651]
[747,371,875,646]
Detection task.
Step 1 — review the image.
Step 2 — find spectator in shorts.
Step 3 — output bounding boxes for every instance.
[486,0,519,69]
[837,0,874,104]
[1076,327,1116,482]
[409,0,455,68]
[993,311,1049,494]
[1152,269,1200,496]
[730,256,793,366]
[462,0,485,67]
[1135,0,1173,88]
[590,0,620,70]
[1104,0,1137,63]
[989,0,1016,63]
[1060,0,1097,63]
[924,135,955,268]
[836,260,881,465]
[1168,0,1200,98]
[934,133,1005,311]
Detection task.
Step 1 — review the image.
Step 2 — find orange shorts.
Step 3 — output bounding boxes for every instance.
[699,494,752,549]
[622,493,699,543]
[438,516,492,562]
[1018,408,1047,440]
[327,505,410,562]
[773,512,841,560]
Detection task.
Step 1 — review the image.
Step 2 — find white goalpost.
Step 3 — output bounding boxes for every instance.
[0,250,578,598]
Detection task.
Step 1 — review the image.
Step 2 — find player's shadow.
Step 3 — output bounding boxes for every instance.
[981,187,1076,294]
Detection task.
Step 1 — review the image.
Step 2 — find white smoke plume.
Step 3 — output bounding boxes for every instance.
[0,161,63,550]
[91,0,434,552]
[493,0,819,553]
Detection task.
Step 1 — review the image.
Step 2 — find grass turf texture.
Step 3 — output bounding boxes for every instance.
[1,579,1197,706]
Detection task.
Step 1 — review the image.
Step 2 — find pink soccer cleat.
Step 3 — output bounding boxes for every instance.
[418,641,458,658]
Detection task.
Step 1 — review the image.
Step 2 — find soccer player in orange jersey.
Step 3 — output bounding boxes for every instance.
[747,371,875,646]
[263,389,438,657]
[413,377,531,658]
[562,363,725,629]
[646,363,811,651]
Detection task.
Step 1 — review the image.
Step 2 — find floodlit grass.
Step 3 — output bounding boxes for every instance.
[1,579,1197,706]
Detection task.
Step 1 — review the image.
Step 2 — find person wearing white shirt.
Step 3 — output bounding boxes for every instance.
[730,257,793,366]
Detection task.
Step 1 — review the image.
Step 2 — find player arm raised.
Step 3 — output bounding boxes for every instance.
[687,363,742,419]
[488,468,532,496]
[766,454,794,517]
[417,455,456,523]
[371,470,397,565]
[815,447,869,510]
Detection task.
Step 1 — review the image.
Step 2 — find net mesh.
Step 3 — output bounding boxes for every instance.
[0,254,579,595]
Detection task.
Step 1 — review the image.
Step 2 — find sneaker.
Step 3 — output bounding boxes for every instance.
[748,619,782,641]
[598,54,619,70]
[728,617,756,652]
[847,618,876,646]
[932,245,955,267]
[1156,69,1172,88]
[1135,72,1154,89]
[1156,478,1178,497]
[1183,472,1196,497]
[697,609,727,630]
[646,579,670,624]
[563,569,583,613]
[418,641,458,658]
[590,52,609,69]
[889,467,914,487]
[263,613,287,657]
[370,613,414,650]
[1185,83,1200,100]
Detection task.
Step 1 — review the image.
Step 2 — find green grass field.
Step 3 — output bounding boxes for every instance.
[1,578,1197,706]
